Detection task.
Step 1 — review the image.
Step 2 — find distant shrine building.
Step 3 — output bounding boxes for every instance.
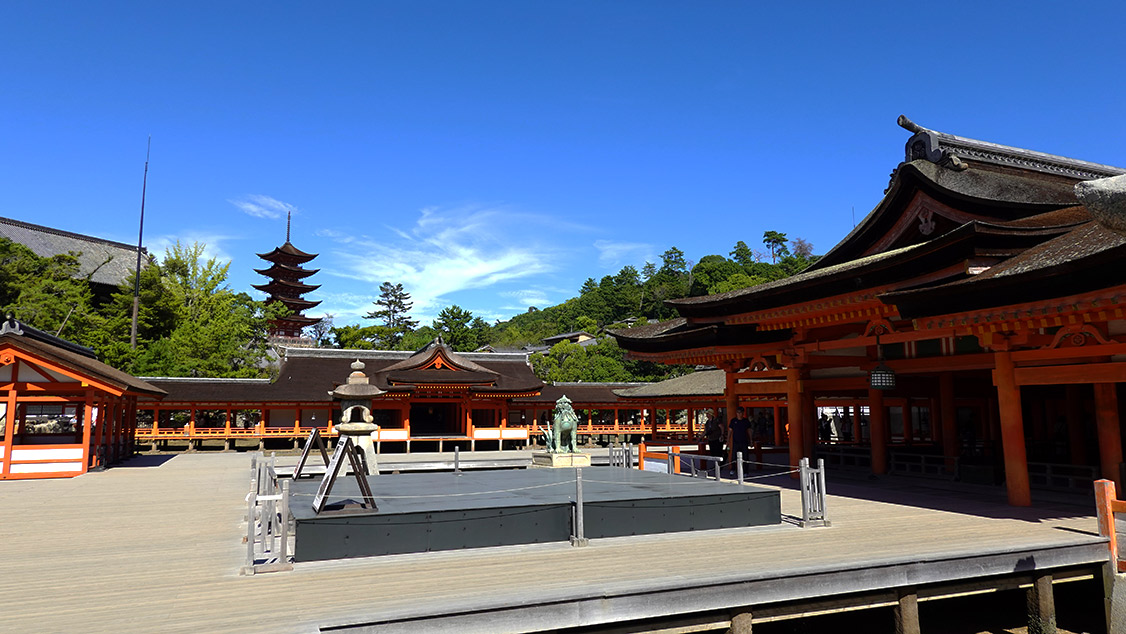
[614,116,1126,506]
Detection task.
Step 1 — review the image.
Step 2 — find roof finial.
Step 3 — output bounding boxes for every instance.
[286,211,292,243]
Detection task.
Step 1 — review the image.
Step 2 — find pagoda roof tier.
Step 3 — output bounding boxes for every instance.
[253,279,321,295]
[254,262,319,279]
[267,296,322,311]
[256,241,317,264]
[274,314,322,327]
[146,347,543,404]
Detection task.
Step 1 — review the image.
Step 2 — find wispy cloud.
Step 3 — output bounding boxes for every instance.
[228,194,295,220]
[593,239,654,268]
[319,204,564,323]
[149,232,236,265]
[499,288,552,309]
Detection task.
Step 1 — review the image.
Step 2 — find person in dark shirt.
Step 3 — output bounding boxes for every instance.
[728,406,751,464]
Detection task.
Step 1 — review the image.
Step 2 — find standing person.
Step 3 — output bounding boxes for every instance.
[701,410,724,460]
[728,406,751,467]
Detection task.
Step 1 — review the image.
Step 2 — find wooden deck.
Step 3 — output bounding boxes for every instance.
[0,453,1109,633]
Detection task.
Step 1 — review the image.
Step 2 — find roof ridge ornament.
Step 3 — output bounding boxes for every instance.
[898,115,967,171]
[1,313,23,336]
[1075,173,1126,234]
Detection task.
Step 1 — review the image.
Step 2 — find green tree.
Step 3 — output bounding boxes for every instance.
[364,282,418,346]
[0,238,99,342]
[433,305,475,351]
[689,255,743,296]
[730,241,755,267]
[331,324,380,349]
[763,231,789,263]
[130,241,282,377]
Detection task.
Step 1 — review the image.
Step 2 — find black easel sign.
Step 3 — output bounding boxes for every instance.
[312,436,377,514]
[293,428,330,479]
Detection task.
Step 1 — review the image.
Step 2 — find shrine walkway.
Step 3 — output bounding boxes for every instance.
[0,452,1109,633]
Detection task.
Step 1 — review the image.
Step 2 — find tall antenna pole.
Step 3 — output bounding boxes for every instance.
[130,136,151,349]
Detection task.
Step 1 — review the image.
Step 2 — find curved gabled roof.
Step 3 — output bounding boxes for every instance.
[256,241,317,263]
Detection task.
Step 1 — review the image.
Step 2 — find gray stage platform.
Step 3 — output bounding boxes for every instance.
[291,467,781,561]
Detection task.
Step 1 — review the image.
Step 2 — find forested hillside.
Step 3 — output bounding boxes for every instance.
[1,233,815,382]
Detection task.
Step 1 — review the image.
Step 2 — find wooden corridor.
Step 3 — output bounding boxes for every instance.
[0,453,1110,633]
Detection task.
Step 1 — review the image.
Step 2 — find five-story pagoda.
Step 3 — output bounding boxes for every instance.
[254,212,322,339]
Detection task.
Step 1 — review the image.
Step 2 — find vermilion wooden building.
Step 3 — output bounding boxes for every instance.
[613,117,1126,506]
[137,338,714,451]
[0,317,165,480]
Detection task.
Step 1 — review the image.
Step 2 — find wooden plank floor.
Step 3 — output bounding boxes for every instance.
[0,453,1107,633]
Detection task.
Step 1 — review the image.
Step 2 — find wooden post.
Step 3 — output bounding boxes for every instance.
[1095,479,1119,567]
[1026,573,1056,634]
[853,403,863,443]
[2,378,18,477]
[869,388,887,475]
[786,368,804,471]
[1066,384,1086,465]
[1094,383,1123,491]
[725,370,739,430]
[801,386,815,459]
[940,373,958,470]
[772,404,782,446]
[729,609,753,633]
[894,588,921,634]
[994,350,1032,506]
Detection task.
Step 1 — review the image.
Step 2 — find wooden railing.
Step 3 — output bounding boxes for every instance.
[889,451,956,480]
[1094,479,1126,573]
[1029,461,1097,492]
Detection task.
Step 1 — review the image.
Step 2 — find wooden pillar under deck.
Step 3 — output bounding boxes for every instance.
[940,373,957,469]
[772,405,782,446]
[1094,383,1123,491]
[1026,573,1056,634]
[994,350,1031,506]
[869,388,887,475]
[786,368,803,470]
[894,588,921,634]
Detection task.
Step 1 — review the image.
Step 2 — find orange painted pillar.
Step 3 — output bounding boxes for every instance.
[940,373,957,468]
[853,404,863,443]
[869,388,887,475]
[1066,385,1086,465]
[1094,383,1123,491]
[801,385,816,459]
[725,370,739,427]
[786,368,804,470]
[772,405,782,446]
[994,350,1031,506]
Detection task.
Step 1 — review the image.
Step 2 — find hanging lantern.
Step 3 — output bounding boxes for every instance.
[868,332,896,390]
[869,361,896,390]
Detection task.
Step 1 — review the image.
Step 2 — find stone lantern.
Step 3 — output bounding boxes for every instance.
[329,359,383,475]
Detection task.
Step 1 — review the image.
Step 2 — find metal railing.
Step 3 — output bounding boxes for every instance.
[241,453,293,575]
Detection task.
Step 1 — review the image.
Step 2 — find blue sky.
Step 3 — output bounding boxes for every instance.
[3,2,1125,327]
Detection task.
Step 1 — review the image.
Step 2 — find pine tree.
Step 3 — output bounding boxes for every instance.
[364,282,418,346]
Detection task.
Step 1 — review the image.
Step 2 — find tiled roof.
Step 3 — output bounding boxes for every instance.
[614,369,725,398]
[147,346,543,404]
[0,215,145,288]
[1,322,164,398]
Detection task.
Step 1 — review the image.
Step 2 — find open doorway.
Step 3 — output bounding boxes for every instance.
[410,402,460,437]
